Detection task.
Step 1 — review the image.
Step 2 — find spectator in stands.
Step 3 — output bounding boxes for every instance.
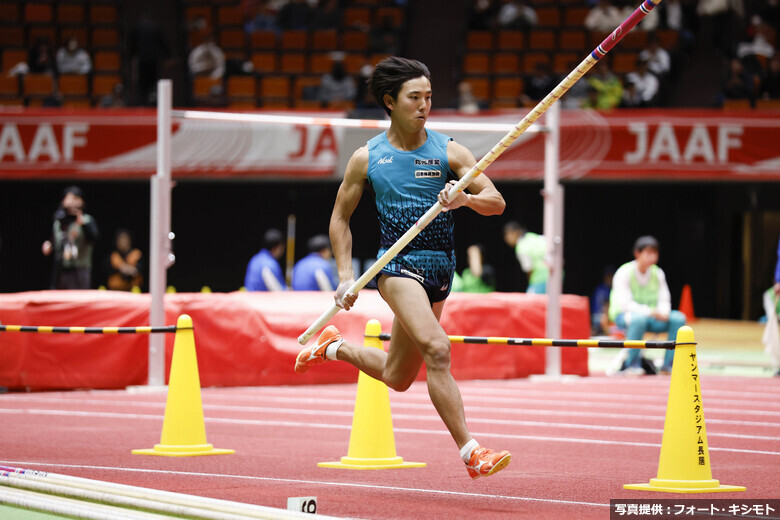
[761,55,780,99]
[99,82,126,108]
[318,61,356,107]
[106,229,143,291]
[639,34,672,78]
[467,0,498,31]
[312,0,342,31]
[591,265,615,335]
[585,0,623,33]
[720,57,756,105]
[188,35,226,80]
[609,236,684,375]
[277,0,313,30]
[626,58,660,106]
[503,221,548,294]
[736,16,776,76]
[42,186,99,290]
[291,235,338,291]
[244,0,279,32]
[696,0,744,57]
[28,37,57,75]
[455,244,496,293]
[496,0,537,30]
[521,62,555,106]
[457,81,480,114]
[129,15,172,106]
[586,59,623,109]
[56,36,92,75]
[370,14,402,56]
[619,77,644,107]
[245,228,286,291]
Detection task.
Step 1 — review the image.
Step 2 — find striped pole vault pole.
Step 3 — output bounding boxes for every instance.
[0,325,182,334]
[298,0,665,345]
[371,333,688,350]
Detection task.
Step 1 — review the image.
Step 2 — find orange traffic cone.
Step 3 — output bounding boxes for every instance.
[680,284,696,322]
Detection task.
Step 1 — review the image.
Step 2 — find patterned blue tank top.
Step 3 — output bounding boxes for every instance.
[366,129,455,254]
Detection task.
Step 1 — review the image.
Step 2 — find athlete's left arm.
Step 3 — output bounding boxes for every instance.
[438,141,505,216]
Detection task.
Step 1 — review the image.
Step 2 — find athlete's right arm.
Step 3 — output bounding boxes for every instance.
[329,146,368,311]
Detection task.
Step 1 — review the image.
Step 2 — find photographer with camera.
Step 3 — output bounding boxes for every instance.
[42,186,99,290]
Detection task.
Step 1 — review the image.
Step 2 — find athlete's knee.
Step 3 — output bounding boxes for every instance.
[383,370,416,392]
[421,337,452,371]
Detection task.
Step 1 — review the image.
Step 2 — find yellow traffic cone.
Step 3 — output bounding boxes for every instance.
[624,326,744,493]
[318,319,425,470]
[133,315,234,457]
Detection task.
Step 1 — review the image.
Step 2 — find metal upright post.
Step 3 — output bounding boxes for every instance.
[543,102,563,376]
[149,80,173,387]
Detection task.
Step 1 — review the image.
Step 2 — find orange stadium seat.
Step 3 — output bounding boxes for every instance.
[535,7,561,27]
[294,76,322,101]
[496,31,524,51]
[308,53,334,75]
[463,52,490,75]
[341,31,368,51]
[281,30,308,50]
[91,28,119,48]
[280,53,306,74]
[311,30,338,51]
[258,76,291,106]
[89,5,117,25]
[0,27,24,47]
[23,73,55,97]
[523,52,551,71]
[559,29,586,51]
[612,52,639,74]
[94,51,120,73]
[374,7,403,26]
[217,6,244,26]
[25,3,53,23]
[58,74,88,96]
[493,77,523,100]
[251,52,277,73]
[564,7,590,27]
[2,49,28,73]
[343,7,370,28]
[193,76,222,98]
[343,53,365,74]
[0,3,19,23]
[529,30,556,50]
[227,76,257,98]
[0,76,20,97]
[250,30,277,49]
[553,51,580,74]
[463,77,490,100]
[466,31,493,51]
[57,4,85,24]
[219,29,246,51]
[92,74,121,97]
[492,53,520,75]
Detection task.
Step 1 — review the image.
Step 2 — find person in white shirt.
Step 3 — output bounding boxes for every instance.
[56,36,92,75]
[609,236,686,374]
[626,58,660,105]
[639,34,671,78]
[585,0,623,33]
[188,35,225,79]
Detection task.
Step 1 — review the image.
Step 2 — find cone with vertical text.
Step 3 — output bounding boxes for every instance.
[624,326,744,493]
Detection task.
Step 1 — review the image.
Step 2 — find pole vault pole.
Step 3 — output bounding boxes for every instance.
[299,0,665,345]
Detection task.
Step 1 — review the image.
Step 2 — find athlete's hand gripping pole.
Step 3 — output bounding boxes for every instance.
[298,0,664,345]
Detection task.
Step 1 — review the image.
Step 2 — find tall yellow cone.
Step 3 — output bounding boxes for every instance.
[624,326,744,493]
[133,315,234,457]
[318,319,425,470]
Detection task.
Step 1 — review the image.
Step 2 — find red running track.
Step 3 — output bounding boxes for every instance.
[1,374,778,519]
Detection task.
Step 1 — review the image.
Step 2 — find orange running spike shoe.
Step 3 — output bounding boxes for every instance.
[294,325,343,374]
[465,446,511,479]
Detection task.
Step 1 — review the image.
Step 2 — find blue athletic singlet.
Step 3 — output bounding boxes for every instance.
[366,129,456,303]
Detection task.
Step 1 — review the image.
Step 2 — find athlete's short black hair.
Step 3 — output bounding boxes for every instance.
[367,56,431,116]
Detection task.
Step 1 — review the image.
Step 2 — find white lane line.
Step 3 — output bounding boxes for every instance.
[0,460,609,509]
[1,408,777,456]
[4,397,780,432]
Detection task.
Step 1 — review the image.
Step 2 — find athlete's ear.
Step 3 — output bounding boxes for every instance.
[382,93,394,112]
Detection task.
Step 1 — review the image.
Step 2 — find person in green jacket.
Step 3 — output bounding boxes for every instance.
[503,221,548,294]
[609,235,685,375]
[455,244,496,293]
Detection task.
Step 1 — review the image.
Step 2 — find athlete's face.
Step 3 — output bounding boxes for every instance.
[387,76,431,127]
